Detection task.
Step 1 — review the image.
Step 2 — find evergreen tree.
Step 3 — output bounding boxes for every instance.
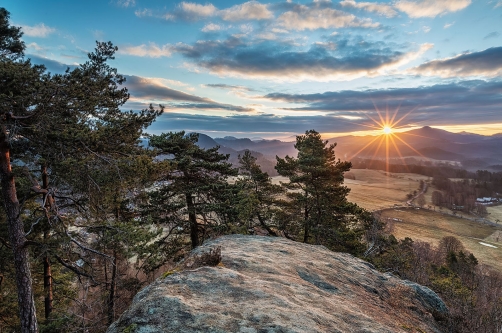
[143,131,237,255]
[236,150,283,236]
[275,130,367,253]
[0,9,162,331]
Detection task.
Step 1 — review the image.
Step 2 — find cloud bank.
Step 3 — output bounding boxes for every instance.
[171,36,432,81]
[410,47,502,78]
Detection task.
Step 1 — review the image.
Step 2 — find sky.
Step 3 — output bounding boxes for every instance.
[4,0,502,139]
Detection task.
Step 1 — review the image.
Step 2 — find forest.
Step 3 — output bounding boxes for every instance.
[1,8,502,333]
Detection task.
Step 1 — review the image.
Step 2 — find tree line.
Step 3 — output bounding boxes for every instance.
[352,157,502,194]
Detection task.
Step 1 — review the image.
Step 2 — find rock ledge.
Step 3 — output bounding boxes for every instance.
[108,235,447,333]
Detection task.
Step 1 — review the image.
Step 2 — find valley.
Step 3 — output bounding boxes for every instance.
[331,169,502,271]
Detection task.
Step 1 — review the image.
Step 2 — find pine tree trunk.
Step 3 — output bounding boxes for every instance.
[0,128,39,333]
[107,253,117,325]
[43,254,53,320]
[185,193,199,248]
[303,208,310,243]
[41,165,53,320]
[303,192,310,243]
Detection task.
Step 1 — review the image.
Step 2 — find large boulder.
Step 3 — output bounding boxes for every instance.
[107,235,447,333]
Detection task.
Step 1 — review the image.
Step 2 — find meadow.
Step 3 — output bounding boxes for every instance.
[343,169,429,211]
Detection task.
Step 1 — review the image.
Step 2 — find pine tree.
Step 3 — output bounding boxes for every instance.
[236,150,283,235]
[143,132,237,255]
[275,130,367,253]
[0,9,162,331]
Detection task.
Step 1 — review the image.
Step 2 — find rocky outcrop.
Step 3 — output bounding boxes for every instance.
[107,235,447,333]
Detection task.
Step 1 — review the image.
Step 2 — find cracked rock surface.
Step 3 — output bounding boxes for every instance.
[107,235,447,333]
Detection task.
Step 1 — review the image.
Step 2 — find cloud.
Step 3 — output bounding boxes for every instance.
[483,31,500,40]
[21,23,56,37]
[174,2,217,20]
[129,79,502,136]
[201,23,222,32]
[26,42,45,52]
[204,84,255,91]
[277,5,379,30]
[134,8,153,17]
[443,22,454,29]
[124,75,253,112]
[119,42,172,58]
[116,0,135,8]
[172,36,432,81]
[395,0,471,18]
[219,1,273,21]
[147,112,370,136]
[261,80,502,126]
[139,1,272,22]
[340,0,398,17]
[147,79,502,135]
[137,2,218,21]
[409,47,502,78]
[28,54,78,73]
[495,0,502,8]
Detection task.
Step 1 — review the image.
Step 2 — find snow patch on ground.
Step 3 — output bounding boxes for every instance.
[479,242,498,248]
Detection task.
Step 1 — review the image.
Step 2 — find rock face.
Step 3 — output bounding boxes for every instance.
[107,235,447,333]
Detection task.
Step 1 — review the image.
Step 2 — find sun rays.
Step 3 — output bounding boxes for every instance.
[347,106,433,173]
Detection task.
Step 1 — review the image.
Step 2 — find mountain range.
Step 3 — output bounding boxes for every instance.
[193,127,502,173]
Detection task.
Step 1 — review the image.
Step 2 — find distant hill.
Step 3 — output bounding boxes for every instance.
[146,128,502,173]
[326,126,502,170]
[214,137,296,158]
[196,134,279,176]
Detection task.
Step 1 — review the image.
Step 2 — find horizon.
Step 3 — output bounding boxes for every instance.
[5,0,502,139]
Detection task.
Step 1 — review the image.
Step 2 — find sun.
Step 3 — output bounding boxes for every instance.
[383,126,392,135]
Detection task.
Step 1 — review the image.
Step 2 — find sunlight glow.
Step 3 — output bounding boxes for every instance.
[347,106,433,175]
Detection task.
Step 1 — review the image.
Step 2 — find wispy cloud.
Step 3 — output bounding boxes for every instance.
[204,83,255,91]
[409,47,502,78]
[116,0,135,8]
[124,75,253,112]
[201,23,222,32]
[21,23,56,37]
[137,1,272,22]
[219,1,273,21]
[395,0,471,18]
[443,22,455,29]
[340,0,398,18]
[26,42,45,52]
[277,5,379,31]
[119,42,172,58]
[171,2,217,20]
[483,31,500,40]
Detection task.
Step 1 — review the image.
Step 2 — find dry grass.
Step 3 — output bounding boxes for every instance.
[344,169,429,211]
[380,208,502,271]
[487,205,502,224]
